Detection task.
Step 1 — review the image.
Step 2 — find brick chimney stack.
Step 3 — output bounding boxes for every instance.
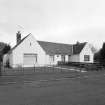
[16,31,21,44]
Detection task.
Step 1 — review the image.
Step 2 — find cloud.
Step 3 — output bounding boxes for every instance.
[0,0,105,48]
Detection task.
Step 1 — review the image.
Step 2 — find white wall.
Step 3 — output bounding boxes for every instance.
[45,55,62,65]
[12,34,46,67]
[45,54,51,65]
[4,39,94,67]
[80,43,94,63]
[46,54,69,66]
[4,34,71,67]
[69,54,80,62]
[65,55,69,62]
[69,43,94,63]
[54,55,62,64]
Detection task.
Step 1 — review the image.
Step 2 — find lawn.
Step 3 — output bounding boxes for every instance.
[0,67,105,105]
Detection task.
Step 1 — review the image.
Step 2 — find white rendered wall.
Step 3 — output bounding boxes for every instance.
[12,34,46,67]
[80,43,94,63]
[69,54,80,62]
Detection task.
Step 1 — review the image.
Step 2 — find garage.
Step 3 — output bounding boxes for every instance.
[23,53,37,67]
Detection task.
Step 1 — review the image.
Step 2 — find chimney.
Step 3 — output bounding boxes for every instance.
[16,31,21,44]
[76,41,80,45]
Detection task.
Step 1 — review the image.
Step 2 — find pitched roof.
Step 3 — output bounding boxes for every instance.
[8,34,30,53]
[38,41,73,55]
[73,42,87,54]
[8,34,89,56]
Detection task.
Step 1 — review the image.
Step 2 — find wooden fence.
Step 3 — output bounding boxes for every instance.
[0,65,70,76]
[0,62,104,76]
[58,61,105,71]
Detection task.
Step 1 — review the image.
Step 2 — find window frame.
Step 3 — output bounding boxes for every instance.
[84,55,90,61]
[50,55,55,62]
[61,55,65,62]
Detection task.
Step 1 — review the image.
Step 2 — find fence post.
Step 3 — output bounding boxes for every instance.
[0,62,2,76]
[61,66,62,72]
[34,64,35,72]
[18,66,19,73]
[22,65,24,75]
[53,65,54,72]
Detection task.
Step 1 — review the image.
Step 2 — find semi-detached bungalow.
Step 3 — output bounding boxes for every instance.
[3,32,95,68]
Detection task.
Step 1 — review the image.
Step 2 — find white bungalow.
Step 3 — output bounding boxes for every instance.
[3,32,95,68]
[69,42,95,63]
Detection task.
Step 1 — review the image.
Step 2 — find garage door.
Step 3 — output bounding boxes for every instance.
[23,53,37,67]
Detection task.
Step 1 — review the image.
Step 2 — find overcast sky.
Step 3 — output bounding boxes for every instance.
[0,0,105,49]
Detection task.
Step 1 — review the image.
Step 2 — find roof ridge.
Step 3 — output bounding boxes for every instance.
[37,40,72,46]
[38,40,73,55]
[73,42,87,54]
[8,33,31,53]
[73,42,87,45]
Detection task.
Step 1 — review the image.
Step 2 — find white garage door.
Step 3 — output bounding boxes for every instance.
[23,53,37,67]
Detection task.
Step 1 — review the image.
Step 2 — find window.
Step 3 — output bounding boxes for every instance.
[68,55,71,61]
[35,54,37,62]
[84,55,90,61]
[61,55,65,62]
[50,55,54,62]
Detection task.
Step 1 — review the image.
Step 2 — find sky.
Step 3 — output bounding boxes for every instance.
[0,0,105,49]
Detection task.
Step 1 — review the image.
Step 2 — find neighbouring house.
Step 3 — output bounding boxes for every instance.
[3,32,96,68]
[69,42,95,63]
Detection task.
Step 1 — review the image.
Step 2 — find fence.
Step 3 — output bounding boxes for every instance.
[0,61,104,76]
[0,64,73,76]
[58,61,105,71]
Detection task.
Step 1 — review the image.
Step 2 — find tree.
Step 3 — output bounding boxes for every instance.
[100,43,105,61]
[2,44,11,55]
[94,42,105,66]
[94,50,101,63]
[0,43,11,62]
